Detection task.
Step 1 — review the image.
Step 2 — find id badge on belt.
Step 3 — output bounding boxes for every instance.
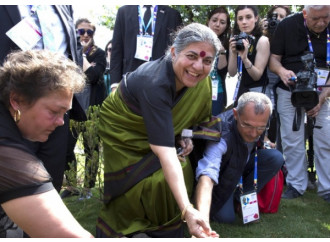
[6,17,42,51]
[315,68,330,92]
[240,191,259,224]
[135,35,153,62]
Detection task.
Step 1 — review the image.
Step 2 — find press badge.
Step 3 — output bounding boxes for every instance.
[240,191,260,224]
[6,17,42,51]
[135,35,153,62]
[212,80,218,101]
[315,68,329,92]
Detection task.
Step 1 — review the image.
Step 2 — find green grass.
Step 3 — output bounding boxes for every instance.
[64,133,329,237]
[63,186,330,238]
[208,188,330,238]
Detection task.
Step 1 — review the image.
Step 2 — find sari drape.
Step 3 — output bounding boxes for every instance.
[96,76,212,237]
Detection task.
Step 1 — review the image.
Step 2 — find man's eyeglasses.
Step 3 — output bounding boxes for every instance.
[237,113,269,132]
[77,29,94,36]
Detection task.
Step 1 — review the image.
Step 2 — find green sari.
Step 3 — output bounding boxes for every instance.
[96,76,212,237]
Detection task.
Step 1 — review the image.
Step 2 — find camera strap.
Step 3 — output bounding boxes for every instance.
[233,56,243,102]
[292,107,302,131]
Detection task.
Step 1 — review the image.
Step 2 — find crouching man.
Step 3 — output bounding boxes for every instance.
[195,92,284,225]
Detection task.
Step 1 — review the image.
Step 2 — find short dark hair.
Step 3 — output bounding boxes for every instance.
[233,5,263,38]
[267,5,291,19]
[0,50,85,108]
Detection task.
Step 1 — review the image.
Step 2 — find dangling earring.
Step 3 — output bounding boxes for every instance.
[14,109,21,123]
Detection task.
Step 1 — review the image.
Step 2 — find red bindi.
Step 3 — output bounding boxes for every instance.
[199,51,206,57]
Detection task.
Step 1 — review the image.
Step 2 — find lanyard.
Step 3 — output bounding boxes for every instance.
[239,146,258,194]
[138,5,158,36]
[28,5,36,14]
[25,5,42,37]
[210,55,219,80]
[304,19,330,67]
[233,56,243,101]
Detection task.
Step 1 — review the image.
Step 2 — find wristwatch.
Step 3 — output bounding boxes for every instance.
[219,50,227,55]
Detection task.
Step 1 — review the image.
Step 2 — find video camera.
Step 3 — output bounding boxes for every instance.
[290,52,319,110]
[267,12,280,35]
[233,32,255,51]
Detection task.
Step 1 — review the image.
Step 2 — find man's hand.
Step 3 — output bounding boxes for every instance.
[278,68,296,87]
[81,39,92,52]
[177,138,193,161]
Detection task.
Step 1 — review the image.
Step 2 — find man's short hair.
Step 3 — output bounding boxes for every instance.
[236,92,272,116]
[304,5,329,13]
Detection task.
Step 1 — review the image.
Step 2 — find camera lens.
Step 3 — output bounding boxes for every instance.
[236,42,245,51]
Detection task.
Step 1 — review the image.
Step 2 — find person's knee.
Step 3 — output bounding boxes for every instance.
[271,150,285,169]
[261,149,284,170]
[211,209,236,224]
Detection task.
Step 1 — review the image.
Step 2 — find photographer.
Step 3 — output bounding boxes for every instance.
[228,5,270,105]
[263,6,292,151]
[262,6,292,40]
[269,5,330,203]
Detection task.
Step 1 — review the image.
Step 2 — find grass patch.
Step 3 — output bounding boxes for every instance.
[64,186,330,238]
[64,105,329,237]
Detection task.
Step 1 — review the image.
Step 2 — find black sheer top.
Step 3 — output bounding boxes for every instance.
[0,102,54,235]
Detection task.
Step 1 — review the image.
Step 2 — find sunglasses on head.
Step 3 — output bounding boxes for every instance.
[77,28,94,36]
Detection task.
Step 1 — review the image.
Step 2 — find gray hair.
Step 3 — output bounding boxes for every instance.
[236,92,272,116]
[165,23,221,60]
[304,5,330,13]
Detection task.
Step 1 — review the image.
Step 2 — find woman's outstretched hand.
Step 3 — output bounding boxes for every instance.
[184,206,219,238]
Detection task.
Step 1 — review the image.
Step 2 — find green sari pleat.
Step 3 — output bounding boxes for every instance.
[97,76,212,237]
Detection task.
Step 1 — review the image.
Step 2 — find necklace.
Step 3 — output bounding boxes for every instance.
[309,29,321,38]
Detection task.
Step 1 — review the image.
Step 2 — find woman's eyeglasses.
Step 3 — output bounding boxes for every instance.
[77,29,94,36]
[107,48,112,52]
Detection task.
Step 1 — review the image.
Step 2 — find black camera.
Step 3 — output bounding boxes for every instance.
[267,12,280,35]
[233,32,255,51]
[291,53,319,110]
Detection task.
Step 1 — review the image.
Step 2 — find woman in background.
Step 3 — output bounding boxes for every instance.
[228,5,270,106]
[63,18,107,200]
[104,39,112,95]
[262,5,292,150]
[206,6,231,115]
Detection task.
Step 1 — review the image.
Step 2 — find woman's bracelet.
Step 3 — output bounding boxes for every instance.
[219,49,227,55]
[245,62,253,70]
[181,203,194,222]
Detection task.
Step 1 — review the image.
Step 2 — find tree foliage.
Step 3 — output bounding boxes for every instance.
[169,5,304,26]
[99,5,304,30]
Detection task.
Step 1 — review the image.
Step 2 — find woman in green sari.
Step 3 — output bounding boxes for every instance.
[96,23,221,238]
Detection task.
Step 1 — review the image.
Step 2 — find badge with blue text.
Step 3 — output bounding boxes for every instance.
[240,191,259,224]
[6,17,42,51]
[135,35,153,62]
